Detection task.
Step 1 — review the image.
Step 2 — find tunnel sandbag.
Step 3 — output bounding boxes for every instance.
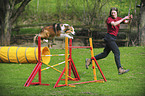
[0,46,50,64]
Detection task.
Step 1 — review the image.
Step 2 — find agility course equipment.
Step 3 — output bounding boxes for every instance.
[24,36,50,87]
[53,37,107,88]
[41,61,65,71]
[0,46,50,64]
[24,36,76,87]
[24,36,107,88]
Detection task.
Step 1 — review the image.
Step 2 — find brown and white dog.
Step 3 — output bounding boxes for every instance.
[34,23,75,47]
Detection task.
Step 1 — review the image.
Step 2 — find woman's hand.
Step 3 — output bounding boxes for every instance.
[124,14,133,24]
[129,14,133,19]
[124,14,133,20]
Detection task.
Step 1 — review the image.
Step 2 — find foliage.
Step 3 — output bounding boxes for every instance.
[16,0,140,26]
[0,46,145,96]
[12,28,40,35]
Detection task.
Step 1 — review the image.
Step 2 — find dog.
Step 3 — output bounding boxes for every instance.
[34,23,75,47]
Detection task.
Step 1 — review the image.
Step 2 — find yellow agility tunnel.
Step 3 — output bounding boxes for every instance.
[0,46,50,64]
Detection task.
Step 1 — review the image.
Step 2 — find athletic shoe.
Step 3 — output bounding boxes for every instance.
[118,67,129,75]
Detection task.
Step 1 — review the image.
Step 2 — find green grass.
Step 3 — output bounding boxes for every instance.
[0,46,145,96]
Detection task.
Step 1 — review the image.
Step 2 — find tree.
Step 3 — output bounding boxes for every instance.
[0,0,31,46]
[66,0,108,25]
[139,0,145,46]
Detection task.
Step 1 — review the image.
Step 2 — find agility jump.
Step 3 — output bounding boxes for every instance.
[24,36,107,88]
[54,37,107,88]
[24,36,76,87]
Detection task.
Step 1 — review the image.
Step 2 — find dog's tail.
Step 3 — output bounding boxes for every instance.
[33,34,39,46]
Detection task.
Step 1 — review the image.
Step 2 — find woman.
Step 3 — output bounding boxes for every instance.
[85,7,133,75]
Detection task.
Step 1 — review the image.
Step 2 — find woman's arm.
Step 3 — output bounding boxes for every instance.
[111,14,133,26]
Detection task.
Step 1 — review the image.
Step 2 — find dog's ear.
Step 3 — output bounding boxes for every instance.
[65,26,69,29]
[64,24,70,27]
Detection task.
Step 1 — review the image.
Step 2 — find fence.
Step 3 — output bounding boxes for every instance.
[11,24,130,48]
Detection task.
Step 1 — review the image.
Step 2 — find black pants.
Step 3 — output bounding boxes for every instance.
[94,33,121,69]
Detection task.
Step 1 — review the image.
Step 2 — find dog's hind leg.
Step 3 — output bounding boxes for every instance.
[33,34,38,46]
[52,38,56,45]
[47,38,52,49]
[48,44,52,49]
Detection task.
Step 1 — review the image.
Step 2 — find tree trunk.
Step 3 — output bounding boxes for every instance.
[140,0,145,46]
[1,1,11,46]
[0,0,31,46]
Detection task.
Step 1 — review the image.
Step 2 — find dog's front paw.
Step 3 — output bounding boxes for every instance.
[43,39,48,43]
[68,36,73,39]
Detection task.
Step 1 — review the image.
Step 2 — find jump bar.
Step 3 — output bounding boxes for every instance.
[42,54,65,56]
[68,46,91,49]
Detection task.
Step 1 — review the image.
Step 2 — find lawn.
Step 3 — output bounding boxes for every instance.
[0,46,145,96]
